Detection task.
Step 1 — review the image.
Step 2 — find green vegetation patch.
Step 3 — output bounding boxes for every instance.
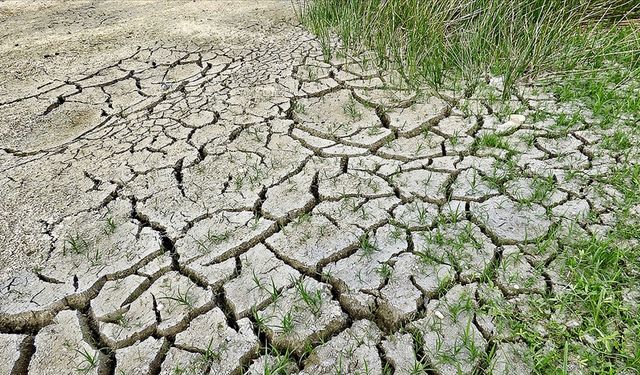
[295,0,639,99]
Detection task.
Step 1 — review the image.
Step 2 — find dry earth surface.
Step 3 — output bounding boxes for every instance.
[0,1,636,374]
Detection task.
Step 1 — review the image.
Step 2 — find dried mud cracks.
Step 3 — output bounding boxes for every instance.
[0,6,633,375]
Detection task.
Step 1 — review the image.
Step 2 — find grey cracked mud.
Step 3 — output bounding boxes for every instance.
[0,1,636,374]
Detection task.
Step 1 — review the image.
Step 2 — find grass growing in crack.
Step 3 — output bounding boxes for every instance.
[262,347,296,375]
[445,291,475,321]
[473,133,513,152]
[414,202,430,225]
[252,308,270,334]
[343,96,363,121]
[293,212,312,227]
[200,337,223,364]
[280,310,295,334]
[194,229,231,253]
[307,67,318,81]
[461,318,486,364]
[173,361,204,374]
[375,263,393,279]
[252,271,281,303]
[358,233,377,257]
[515,175,557,205]
[389,224,405,240]
[104,216,117,235]
[113,311,130,328]
[63,234,90,256]
[234,174,245,190]
[294,279,323,315]
[367,125,384,136]
[408,361,427,375]
[87,247,103,266]
[158,285,197,309]
[293,101,307,115]
[75,347,99,374]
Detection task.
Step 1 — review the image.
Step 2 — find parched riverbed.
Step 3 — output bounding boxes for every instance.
[1,1,638,374]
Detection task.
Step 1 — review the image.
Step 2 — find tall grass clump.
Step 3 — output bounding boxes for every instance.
[294,0,639,98]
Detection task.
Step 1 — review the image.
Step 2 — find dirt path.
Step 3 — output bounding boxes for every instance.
[0,1,627,374]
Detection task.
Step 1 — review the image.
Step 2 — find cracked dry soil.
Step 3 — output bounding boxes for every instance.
[0,1,635,374]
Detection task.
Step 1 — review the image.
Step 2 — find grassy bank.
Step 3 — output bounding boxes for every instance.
[295,0,639,99]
